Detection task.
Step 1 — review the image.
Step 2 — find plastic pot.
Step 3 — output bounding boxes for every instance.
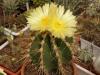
[0,31,14,50]
[4,26,29,36]
[75,64,95,75]
[92,44,100,57]
[0,41,9,50]
[80,38,93,53]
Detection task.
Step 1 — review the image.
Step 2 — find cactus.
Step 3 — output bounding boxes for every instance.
[30,32,74,75]
[27,3,77,75]
[54,0,91,15]
[2,0,19,15]
[78,49,93,63]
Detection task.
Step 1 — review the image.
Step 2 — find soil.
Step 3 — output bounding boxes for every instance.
[23,61,38,75]
[23,61,75,75]
[0,30,32,72]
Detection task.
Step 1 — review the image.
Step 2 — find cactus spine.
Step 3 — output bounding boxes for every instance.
[30,32,73,75]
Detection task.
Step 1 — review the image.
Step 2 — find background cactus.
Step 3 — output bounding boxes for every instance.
[2,0,19,15]
[78,49,93,63]
[54,0,91,15]
[30,32,74,75]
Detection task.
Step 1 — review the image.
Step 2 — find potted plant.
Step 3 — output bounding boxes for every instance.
[0,46,25,74]
[24,2,78,75]
[0,0,29,36]
[0,30,32,75]
[74,48,100,75]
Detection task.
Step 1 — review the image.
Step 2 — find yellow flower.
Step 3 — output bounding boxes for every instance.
[26,3,77,39]
[0,68,7,75]
[27,4,49,32]
[48,3,77,39]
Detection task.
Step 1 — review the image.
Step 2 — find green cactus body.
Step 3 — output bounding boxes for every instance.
[30,33,73,75]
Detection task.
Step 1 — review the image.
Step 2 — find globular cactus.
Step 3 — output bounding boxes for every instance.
[30,32,73,75]
[26,3,77,75]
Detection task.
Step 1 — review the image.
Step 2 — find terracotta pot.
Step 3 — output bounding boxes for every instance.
[20,58,29,75]
[0,65,17,75]
[72,61,79,75]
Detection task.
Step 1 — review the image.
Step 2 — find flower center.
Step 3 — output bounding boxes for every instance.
[52,19,64,31]
[41,16,49,26]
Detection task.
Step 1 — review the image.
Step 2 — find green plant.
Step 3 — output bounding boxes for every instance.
[27,3,77,75]
[2,0,19,15]
[54,0,91,15]
[30,33,73,75]
[78,49,93,63]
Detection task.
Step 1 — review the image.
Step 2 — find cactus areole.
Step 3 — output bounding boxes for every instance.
[26,3,77,75]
